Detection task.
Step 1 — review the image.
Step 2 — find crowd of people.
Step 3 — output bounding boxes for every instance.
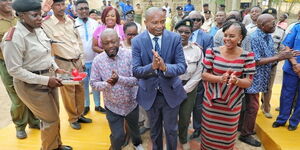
[0,0,300,150]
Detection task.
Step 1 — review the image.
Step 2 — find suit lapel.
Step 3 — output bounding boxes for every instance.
[142,31,153,60]
[161,30,169,60]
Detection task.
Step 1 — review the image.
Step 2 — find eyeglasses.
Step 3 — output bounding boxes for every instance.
[126,33,138,36]
[191,18,202,22]
[77,7,89,11]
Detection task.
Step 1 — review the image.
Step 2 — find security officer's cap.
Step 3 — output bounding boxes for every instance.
[175,18,194,30]
[262,8,277,16]
[176,6,183,11]
[126,10,135,16]
[12,0,41,12]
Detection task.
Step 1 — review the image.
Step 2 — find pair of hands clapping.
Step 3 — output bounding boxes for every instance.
[152,50,167,72]
[220,69,239,85]
[106,71,119,86]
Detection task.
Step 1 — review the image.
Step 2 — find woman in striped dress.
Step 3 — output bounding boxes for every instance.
[201,21,256,150]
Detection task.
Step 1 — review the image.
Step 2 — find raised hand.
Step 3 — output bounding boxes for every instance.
[152,50,160,70]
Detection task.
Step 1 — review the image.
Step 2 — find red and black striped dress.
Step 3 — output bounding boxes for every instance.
[200,48,256,150]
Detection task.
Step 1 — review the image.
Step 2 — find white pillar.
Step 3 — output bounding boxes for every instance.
[232,0,239,10]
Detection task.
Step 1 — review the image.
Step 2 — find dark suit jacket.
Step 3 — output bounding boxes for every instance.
[132,30,187,110]
[192,29,214,54]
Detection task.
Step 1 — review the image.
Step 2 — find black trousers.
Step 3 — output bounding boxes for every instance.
[106,106,142,150]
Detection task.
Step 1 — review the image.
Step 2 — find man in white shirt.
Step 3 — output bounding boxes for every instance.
[75,0,106,115]
[162,2,171,18]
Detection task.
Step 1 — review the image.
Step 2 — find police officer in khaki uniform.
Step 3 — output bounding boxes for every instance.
[0,0,40,139]
[42,0,92,130]
[2,0,71,149]
[171,6,184,31]
[260,8,285,118]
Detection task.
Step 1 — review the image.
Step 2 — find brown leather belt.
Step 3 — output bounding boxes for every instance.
[31,69,49,74]
[55,55,79,62]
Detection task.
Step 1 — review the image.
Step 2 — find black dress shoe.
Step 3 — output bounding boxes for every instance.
[16,130,27,139]
[139,127,150,134]
[78,116,92,123]
[83,107,90,115]
[239,135,261,147]
[56,145,73,150]
[288,125,297,131]
[189,129,200,139]
[272,122,285,128]
[95,106,106,114]
[70,121,81,130]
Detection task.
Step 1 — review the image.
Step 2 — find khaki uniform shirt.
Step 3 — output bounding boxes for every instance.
[0,14,17,60]
[171,15,183,30]
[179,42,204,93]
[2,22,59,85]
[42,15,83,61]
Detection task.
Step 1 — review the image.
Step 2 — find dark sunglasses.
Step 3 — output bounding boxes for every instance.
[177,30,191,35]
[191,18,202,22]
[78,7,89,11]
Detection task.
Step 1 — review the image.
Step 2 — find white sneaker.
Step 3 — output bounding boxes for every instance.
[134,144,144,150]
[264,112,273,118]
[182,143,191,150]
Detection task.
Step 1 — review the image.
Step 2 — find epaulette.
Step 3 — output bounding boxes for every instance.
[67,15,75,22]
[43,15,51,21]
[5,27,15,41]
[192,42,203,50]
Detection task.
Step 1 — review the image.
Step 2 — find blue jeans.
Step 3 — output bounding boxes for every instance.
[84,62,100,107]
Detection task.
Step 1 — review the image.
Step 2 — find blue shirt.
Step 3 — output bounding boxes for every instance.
[209,26,219,37]
[184,4,195,12]
[246,29,275,94]
[123,4,133,14]
[282,23,300,76]
[190,29,199,43]
[119,1,125,10]
[65,4,75,18]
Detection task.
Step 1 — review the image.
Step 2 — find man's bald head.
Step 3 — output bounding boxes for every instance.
[144,7,166,36]
[227,10,242,22]
[188,11,201,19]
[100,28,119,41]
[257,14,276,33]
[100,29,120,58]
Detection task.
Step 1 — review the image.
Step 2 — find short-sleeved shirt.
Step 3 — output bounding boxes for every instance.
[183,4,195,13]
[202,47,255,109]
[0,15,17,60]
[282,23,300,76]
[246,28,275,94]
[42,15,84,60]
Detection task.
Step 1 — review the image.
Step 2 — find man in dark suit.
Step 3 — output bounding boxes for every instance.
[188,11,214,139]
[132,7,187,150]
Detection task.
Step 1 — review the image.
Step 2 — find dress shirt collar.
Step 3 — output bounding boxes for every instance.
[148,31,162,40]
[51,15,73,25]
[256,28,270,38]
